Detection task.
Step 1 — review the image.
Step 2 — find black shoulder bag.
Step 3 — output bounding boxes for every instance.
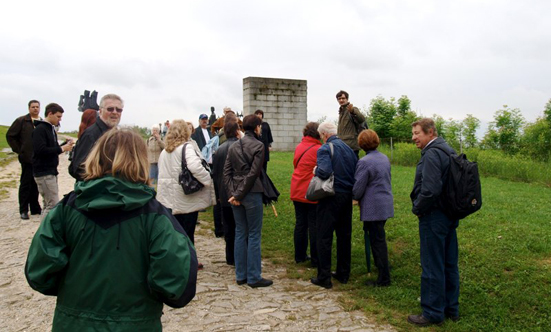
[178,143,210,195]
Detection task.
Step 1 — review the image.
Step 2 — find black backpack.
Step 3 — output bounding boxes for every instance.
[431,146,482,220]
[348,112,368,134]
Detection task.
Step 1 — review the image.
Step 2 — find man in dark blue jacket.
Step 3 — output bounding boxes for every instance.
[310,122,357,289]
[408,118,460,327]
[32,103,74,220]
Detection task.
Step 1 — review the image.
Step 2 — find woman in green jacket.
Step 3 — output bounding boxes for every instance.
[25,129,197,332]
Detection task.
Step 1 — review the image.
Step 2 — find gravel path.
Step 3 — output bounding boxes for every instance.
[0,154,395,331]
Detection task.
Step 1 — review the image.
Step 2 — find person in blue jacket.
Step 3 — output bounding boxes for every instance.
[310,122,357,289]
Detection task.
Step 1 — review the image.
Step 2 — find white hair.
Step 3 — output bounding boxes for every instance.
[151,125,160,133]
[99,93,124,108]
[318,122,337,136]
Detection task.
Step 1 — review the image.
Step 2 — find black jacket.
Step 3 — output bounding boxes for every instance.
[259,122,273,162]
[6,114,37,164]
[223,132,264,201]
[410,137,455,216]
[212,137,237,207]
[69,117,110,181]
[191,126,213,151]
[32,120,62,177]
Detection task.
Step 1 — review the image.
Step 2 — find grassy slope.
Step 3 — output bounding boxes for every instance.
[261,151,551,332]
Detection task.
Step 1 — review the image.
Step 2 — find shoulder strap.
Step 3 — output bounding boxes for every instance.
[181,143,189,169]
[428,144,452,157]
[294,144,316,169]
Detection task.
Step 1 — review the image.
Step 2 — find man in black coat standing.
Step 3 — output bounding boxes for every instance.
[254,110,273,171]
[32,103,74,220]
[6,100,43,219]
[191,113,213,151]
[408,118,460,327]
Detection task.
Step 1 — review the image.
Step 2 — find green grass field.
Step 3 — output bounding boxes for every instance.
[258,151,551,332]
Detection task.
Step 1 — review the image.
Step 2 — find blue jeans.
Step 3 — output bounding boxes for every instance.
[149,163,159,184]
[231,192,264,284]
[419,209,460,322]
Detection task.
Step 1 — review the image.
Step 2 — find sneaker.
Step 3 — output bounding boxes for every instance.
[248,278,273,288]
[236,279,247,285]
[407,314,443,327]
[310,277,332,289]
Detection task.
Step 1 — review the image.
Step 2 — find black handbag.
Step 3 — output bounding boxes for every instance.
[239,140,280,205]
[178,143,209,195]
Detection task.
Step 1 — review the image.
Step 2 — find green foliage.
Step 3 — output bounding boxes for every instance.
[443,118,463,151]
[0,125,17,164]
[389,111,419,139]
[520,118,551,162]
[396,95,411,116]
[544,98,551,122]
[262,152,551,331]
[482,106,524,154]
[462,114,480,149]
[368,95,397,138]
[121,125,150,139]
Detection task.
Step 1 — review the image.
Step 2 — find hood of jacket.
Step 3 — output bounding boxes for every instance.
[74,176,155,212]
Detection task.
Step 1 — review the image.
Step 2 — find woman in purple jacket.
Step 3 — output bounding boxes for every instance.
[352,129,394,287]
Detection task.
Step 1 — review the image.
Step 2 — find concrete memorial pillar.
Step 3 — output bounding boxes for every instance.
[243,76,307,151]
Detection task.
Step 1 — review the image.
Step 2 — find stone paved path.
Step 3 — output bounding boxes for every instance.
[0,153,396,331]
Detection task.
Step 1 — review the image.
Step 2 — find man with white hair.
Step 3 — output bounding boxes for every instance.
[69,94,124,181]
[310,122,357,289]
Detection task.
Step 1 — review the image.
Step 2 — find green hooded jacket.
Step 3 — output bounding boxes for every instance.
[25,176,197,332]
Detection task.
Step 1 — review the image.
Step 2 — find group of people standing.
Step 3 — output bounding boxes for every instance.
[7,89,460,329]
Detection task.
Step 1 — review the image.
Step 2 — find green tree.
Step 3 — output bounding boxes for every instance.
[521,118,551,162]
[389,110,419,140]
[397,95,411,116]
[367,95,396,138]
[443,119,463,150]
[462,114,480,149]
[481,105,524,154]
[544,98,551,122]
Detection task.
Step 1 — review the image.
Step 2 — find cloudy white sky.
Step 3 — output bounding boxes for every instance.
[1,0,550,135]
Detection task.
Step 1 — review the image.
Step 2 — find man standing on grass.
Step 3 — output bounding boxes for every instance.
[6,100,43,220]
[310,122,357,289]
[32,103,74,220]
[69,94,123,181]
[336,90,365,158]
[254,109,273,172]
[408,118,460,327]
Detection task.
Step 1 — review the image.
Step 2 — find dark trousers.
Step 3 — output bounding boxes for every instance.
[213,183,224,237]
[175,212,199,244]
[316,193,352,281]
[222,206,236,265]
[363,220,390,285]
[419,209,460,323]
[19,161,40,214]
[293,201,318,266]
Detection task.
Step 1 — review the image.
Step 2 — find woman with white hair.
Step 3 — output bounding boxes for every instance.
[147,125,165,185]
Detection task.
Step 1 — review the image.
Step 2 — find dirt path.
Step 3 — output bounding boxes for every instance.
[0,155,395,332]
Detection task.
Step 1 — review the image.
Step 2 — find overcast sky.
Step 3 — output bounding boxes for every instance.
[1,0,550,135]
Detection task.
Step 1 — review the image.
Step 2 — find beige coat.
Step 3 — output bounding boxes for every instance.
[147,136,165,164]
[157,142,216,215]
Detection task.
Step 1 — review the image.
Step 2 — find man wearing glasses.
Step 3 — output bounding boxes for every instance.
[69,94,124,181]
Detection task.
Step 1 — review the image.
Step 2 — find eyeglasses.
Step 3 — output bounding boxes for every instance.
[103,107,123,113]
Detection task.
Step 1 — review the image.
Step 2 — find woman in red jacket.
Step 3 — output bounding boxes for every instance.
[290,122,322,267]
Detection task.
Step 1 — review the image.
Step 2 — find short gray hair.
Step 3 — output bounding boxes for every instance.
[100,93,124,108]
[318,122,337,136]
[151,125,160,133]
